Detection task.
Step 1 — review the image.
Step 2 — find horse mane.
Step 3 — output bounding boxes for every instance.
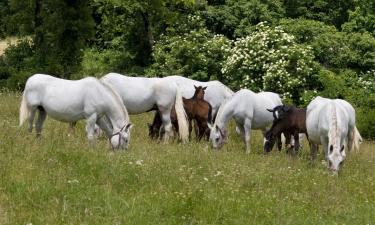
[328,103,340,150]
[99,79,130,122]
[213,97,230,127]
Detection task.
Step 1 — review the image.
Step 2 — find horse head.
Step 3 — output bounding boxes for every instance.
[193,85,207,100]
[110,123,133,149]
[327,144,346,173]
[263,130,276,153]
[208,123,226,149]
[267,104,293,120]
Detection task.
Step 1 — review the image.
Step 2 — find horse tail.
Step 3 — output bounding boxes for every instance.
[19,91,29,127]
[351,126,362,151]
[207,103,213,124]
[174,88,189,142]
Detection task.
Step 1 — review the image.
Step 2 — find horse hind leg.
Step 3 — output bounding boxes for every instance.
[35,106,47,137]
[28,107,37,133]
[160,110,173,143]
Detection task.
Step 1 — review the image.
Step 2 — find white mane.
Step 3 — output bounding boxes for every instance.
[328,103,340,149]
[213,97,230,127]
[100,79,129,123]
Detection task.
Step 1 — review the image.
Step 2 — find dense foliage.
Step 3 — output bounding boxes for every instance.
[0,0,374,137]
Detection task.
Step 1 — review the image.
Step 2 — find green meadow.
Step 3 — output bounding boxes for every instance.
[1,91,374,224]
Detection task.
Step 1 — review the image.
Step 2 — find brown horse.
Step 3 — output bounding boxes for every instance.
[264,105,308,154]
[148,86,212,140]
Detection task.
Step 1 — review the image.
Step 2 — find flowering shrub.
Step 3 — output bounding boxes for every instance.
[221,22,317,104]
[147,15,232,81]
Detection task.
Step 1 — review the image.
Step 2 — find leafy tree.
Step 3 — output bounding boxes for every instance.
[222,22,318,104]
[90,0,195,70]
[202,0,285,38]
[283,0,356,28]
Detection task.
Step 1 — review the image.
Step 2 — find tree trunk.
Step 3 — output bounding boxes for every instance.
[141,11,154,49]
[34,0,43,47]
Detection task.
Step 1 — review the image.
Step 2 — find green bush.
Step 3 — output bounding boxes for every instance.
[147,15,231,81]
[75,48,136,79]
[0,39,37,90]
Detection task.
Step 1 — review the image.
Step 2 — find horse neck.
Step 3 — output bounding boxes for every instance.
[100,84,129,131]
[106,102,127,131]
[215,101,234,130]
[328,103,340,150]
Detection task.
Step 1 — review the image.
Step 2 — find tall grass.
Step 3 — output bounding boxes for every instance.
[0,91,374,224]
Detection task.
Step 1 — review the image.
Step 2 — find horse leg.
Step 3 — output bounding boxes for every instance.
[285,132,292,154]
[28,107,37,133]
[160,110,173,143]
[321,136,329,161]
[85,114,98,146]
[244,120,252,154]
[35,107,47,137]
[347,127,354,152]
[276,132,282,151]
[293,132,300,155]
[310,143,318,162]
[69,122,76,136]
[96,116,112,137]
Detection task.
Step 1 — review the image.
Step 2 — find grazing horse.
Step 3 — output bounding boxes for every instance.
[264,105,308,154]
[208,89,282,153]
[162,75,233,118]
[101,73,189,142]
[306,96,361,172]
[19,74,133,149]
[149,86,213,140]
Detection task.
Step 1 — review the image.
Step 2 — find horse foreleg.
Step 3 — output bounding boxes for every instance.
[35,107,46,137]
[293,132,300,155]
[244,120,252,154]
[96,116,113,138]
[276,132,282,151]
[85,114,98,146]
[310,143,318,162]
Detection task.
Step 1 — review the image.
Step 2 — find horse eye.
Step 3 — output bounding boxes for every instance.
[215,137,220,142]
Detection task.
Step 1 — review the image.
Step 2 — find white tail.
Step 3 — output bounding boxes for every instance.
[19,92,29,127]
[352,126,363,151]
[174,88,189,142]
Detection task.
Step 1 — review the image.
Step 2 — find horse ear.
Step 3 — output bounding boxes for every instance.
[194,85,198,89]
[125,123,133,132]
[267,108,274,112]
[203,86,207,90]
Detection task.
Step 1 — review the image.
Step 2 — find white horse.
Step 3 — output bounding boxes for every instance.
[208,89,282,153]
[306,96,362,172]
[162,75,234,116]
[19,74,133,149]
[100,73,189,142]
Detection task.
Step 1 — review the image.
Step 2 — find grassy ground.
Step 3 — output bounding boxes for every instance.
[0,91,374,224]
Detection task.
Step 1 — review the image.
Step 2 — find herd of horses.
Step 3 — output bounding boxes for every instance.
[19,73,363,173]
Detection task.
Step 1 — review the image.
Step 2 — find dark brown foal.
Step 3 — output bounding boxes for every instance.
[148,86,212,140]
[264,105,308,154]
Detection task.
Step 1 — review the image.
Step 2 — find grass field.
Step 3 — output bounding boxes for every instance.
[0,91,374,224]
